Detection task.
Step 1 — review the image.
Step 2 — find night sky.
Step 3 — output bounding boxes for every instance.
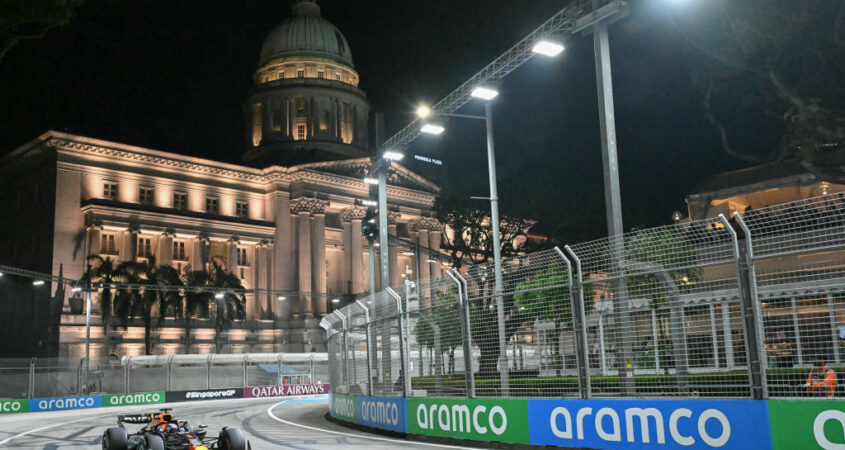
[0,0,759,243]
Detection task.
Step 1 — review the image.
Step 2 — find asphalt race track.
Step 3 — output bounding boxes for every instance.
[0,396,476,449]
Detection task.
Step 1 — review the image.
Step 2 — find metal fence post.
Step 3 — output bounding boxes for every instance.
[77,358,83,395]
[166,354,173,391]
[561,246,591,399]
[206,354,212,389]
[278,353,283,386]
[309,353,315,384]
[356,300,373,395]
[243,354,249,388]
[337,310,349,390]
[28,357,35,399]
[387,287,411,396]
[451,269,476,398]
[727,213,769,399]
[124,356,130,393]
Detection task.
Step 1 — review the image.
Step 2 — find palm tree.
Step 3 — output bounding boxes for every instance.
[208,263,246,353]
[83,255,128,357]
[122,256,186,355]
[182,270,212,354]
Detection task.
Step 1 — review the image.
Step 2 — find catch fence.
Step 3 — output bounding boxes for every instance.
[0,352,328,399]
[325,193,845,400]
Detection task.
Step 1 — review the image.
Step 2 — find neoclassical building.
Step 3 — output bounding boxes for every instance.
[0,0,443,358]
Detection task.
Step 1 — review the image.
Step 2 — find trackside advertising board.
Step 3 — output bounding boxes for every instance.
[102,391,165,407]
[528,399,771,450]
[30,395,102,412]
[358,396,407,432]
[166,388,242,402]
[0,399,28,414]
[244,383,330,398]
[769,400,845,450]
[330,393,358,423]
[407,398,529,444]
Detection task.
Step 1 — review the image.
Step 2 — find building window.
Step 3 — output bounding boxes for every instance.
[297,124,306,141]
[252,103,263,147]
[278,71,284,79]
[103,182,118,201]
[236,201,249,218]
[101,234,117,255]
[139,186,154,206]
[237,248,248,266]
[137,237,152,258]
[205,197,219,214]
[335,73,341,81]
[295,97,305,115]
[297,69,304,78]
[317,70,325,79]
[173,191,187,210]
[173,241,187,261]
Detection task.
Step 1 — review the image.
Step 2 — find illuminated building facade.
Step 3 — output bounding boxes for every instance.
[0,0,443,357]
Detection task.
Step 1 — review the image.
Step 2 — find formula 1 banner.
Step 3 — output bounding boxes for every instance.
[166,388,242,403]
[769,400,845,450]
[329,393,358,423]
[30,395,103,412]
[358,396,406,433]
[406,398,529,444]
[244,384,330,398]
[102,391,165,407]
[0,399,28,414]
[527,399,772,450]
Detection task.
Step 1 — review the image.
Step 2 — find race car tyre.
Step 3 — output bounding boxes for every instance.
[102,427,128,450]
[218,427,246,450]
[139,433,165,450]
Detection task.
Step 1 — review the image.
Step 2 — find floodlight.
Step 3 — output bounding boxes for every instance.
[416,106,431,118]
[383,150,404,161]
[532,40,564,57]
[32,280,45,286]
[421,124,445,135]
[363,177,379,185]
[470,87,499,100]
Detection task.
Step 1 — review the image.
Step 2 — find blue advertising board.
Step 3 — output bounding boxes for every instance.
[29,395,103,412]
[527,399,772,450]
[358,396,407,433]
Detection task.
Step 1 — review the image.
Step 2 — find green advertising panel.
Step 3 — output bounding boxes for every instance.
[0,399,28,414]
[102,391,165,407]
[769,400,845,450]
[331,393,358,423]
[406,397,529,444]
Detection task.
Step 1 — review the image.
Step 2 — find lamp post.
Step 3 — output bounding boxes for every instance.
[418,88,509,394]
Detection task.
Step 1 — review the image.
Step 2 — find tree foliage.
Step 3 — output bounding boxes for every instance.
[0,0,84,64]
[677,0,845,181]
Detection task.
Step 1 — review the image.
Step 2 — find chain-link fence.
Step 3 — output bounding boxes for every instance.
[0,352,327,399]
[325,193,845,400]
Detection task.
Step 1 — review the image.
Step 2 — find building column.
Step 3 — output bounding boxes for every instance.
[428,223,442,277]
[311,213,327,317]
[253,243,267,321]
[341,219,352,294]
[190,236,203,271]
[159,231,174,266]
[87,225,103,259]
[297,211,312,317]
[418,230,430,283]
[388,223,400,287]
[273,194,293,322]
[121,228,138,262]
[342,207,366,295]
[227,237,239,274]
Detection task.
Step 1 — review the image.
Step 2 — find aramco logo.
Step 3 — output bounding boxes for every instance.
[334,396,356,419]
[549,406,731,447]
[360,399,400,427]
[814,410,845,449]
[416,403,508,435]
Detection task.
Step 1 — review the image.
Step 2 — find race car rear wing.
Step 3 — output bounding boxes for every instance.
[117,413,152,425]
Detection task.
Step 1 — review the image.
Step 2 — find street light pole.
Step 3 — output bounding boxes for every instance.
[484,102,508,396]
[83,264,92,394]
[593,12,634,394]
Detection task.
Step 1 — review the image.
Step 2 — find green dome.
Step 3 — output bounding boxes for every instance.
[259,1,354,69]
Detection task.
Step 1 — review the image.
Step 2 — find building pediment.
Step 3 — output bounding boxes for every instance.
[287,158,441,194]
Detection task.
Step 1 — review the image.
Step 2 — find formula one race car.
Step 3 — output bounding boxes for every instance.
[102,409,249,450]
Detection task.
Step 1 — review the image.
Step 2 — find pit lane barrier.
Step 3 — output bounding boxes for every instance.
[329,393,845,450]
[0,383,329,414]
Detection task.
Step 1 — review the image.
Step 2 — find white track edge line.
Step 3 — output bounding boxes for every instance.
[0,412,115,446]
[266,399,476,449]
